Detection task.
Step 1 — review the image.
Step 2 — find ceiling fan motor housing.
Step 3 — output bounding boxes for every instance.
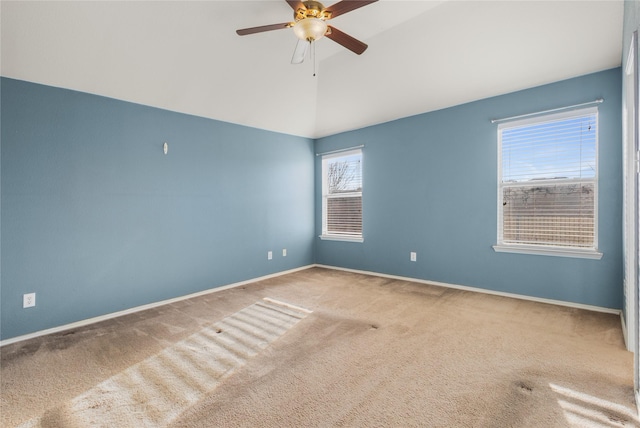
[295,1,330,21]
[293,1,330,41]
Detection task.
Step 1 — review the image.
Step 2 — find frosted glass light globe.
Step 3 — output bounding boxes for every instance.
[293,18,327,41]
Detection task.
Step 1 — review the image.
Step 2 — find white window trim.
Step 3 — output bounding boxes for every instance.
[492,244,602,259]
[495,107,600,259]
[319,234,364,243]
[321,148,363,242]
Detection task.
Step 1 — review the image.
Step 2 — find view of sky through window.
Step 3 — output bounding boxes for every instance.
[501,113,597,183]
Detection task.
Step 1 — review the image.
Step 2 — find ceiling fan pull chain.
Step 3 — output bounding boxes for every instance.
[312,41,317,77]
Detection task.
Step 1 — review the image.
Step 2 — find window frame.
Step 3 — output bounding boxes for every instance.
[320,148,364,243]
[493,107,602,259]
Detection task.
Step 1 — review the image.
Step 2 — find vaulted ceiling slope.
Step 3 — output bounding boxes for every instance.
[1,1,624,139]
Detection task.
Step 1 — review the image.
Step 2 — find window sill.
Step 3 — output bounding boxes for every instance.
[320,235,364,243]
[492,244,602,260]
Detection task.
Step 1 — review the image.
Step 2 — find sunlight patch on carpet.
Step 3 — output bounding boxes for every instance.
[550,383,639,427]
[18,298,311,428]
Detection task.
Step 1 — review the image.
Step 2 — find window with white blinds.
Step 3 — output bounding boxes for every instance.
[321,149,363,241]
[496,107,599,257]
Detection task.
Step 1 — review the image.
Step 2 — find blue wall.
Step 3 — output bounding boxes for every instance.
[1,68,624,342]
[1,78,315,340]
[315,68,623,310]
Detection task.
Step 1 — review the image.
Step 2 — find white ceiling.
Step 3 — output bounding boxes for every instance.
[1,1,624,139]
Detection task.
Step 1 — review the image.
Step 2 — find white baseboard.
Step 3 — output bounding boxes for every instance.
[0,265,315,347]
[314,264,622,315]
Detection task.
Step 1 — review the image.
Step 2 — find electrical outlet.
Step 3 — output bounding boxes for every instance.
[282,249,287,257]
[23,293,36,308]
[268,251,273,260]
[410,252,417,262]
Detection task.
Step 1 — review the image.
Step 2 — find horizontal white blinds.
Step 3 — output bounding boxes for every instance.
[323,150,362,237]
[501,113,597,182]
[502,183,595,247]
[499,108,597,249]
[327,195,362,236]
[327,154,362,194]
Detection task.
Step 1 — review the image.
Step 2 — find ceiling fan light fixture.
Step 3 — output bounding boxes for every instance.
[293,18,327,41]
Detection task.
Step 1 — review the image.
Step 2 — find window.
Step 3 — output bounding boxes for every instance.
[321,149,363,242]
[494,107,602,259]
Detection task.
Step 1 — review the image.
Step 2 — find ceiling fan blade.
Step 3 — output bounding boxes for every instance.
[286,1,305,11]
[325,25,368,55]
[291,39,309,64]
[324,0,378,19]
[236,22,292,36]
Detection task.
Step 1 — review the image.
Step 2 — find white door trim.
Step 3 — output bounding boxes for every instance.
[623,30,639,405]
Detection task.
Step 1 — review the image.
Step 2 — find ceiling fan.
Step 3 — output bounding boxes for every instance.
[236,0,378,64]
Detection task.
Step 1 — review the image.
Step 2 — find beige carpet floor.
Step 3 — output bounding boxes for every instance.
[1,267,637,427]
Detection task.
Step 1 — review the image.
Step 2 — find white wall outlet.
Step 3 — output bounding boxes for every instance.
[282,249,287,257]
[23,293,36,308]
[410,252,417,262]
[267,251,273,260]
